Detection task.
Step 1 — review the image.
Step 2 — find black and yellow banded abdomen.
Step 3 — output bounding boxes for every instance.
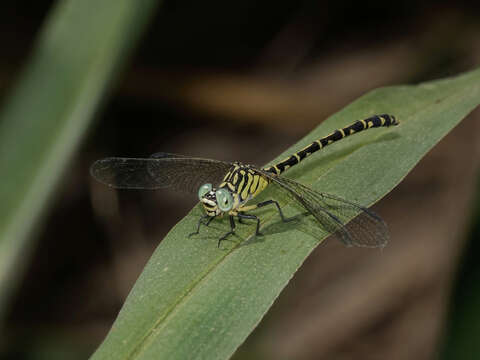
[265,114,398,175]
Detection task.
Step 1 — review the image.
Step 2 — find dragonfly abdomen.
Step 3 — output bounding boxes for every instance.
[264,114,398,175]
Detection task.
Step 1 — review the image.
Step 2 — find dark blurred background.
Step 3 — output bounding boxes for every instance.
[1,1,480,359]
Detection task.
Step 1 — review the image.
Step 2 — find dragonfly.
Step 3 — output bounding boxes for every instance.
[90,114,398,247]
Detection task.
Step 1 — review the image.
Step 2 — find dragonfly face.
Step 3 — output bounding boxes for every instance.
[198,183,234,217]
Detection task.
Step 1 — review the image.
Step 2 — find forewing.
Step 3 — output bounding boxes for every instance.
[257,170,388,247]
[90,156,234,193]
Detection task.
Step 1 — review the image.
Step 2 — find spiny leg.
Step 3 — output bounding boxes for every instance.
[237,211,248,224]
[237,212,245,224]
[218,215,236,247]
[205,216,215,226]
[189,214,214,237]
[256,199,296,222]
[237,213,262,236]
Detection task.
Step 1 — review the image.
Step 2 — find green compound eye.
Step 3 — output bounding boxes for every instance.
[215,188,233,212]
[198,183,212,200]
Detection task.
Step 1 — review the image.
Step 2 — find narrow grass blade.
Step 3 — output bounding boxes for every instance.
[0,0,159,319]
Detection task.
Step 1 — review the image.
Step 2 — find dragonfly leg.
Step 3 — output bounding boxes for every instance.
[237,213,262,236]
[218,215,236,247]
[205,216,215,227]
[256,200,296,222]
[189,215,211,237]
[237,211,248,224]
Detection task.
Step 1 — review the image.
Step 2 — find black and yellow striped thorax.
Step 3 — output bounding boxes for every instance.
[219,163,270,210]
[264,114,398,175]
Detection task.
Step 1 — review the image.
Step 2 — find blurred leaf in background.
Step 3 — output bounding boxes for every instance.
[441,178,480,360]
[0,0,159,321]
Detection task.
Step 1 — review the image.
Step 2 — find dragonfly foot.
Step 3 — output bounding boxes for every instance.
[218,230,235,247]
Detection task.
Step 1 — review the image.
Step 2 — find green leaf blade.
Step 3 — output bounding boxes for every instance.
[0,0,159,319]
[91,68,480,360]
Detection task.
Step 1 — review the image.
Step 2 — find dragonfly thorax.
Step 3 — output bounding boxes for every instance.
[199,164,272,217]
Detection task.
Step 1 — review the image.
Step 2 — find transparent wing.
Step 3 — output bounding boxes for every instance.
[90,155,234,193]
[257,170,388,247]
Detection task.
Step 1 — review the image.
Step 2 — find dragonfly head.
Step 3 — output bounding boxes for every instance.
[198,183,233,216]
